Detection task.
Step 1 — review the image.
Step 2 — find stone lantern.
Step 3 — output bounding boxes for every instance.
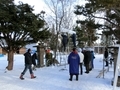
[33,45,45,67]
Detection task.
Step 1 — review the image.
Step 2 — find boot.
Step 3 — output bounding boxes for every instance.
[20,74,24,80]
[76,75,78,81]
[31,74,36,79]
[69,75,73,81]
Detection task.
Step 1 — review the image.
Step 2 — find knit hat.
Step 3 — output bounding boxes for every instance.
[77,48,82,52]
[27,48,31,52]
[72,47,76,51]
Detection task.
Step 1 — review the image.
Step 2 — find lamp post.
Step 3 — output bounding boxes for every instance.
[34,42,45,68]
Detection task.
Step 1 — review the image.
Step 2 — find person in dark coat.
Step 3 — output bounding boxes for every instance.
[61,33,68,51]
[83,49,91,74]
[19,48,36,80]
[68,48,80,81]
[104,48,109,66]
[32,51,37,70]
[71,33,76,47]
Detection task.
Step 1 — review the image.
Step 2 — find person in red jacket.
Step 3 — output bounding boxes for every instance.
[19,48,36,80]
[68,47,80,81]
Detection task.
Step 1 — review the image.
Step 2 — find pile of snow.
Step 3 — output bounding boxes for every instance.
[0,54,120,90]
[60,28,76,34]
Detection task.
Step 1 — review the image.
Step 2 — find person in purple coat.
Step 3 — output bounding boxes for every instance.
[68,47,80,81]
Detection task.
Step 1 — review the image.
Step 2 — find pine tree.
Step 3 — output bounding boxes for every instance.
[0,0,51,70]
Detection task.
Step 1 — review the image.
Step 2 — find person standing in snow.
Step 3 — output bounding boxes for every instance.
[32,51,37,70]
[68,47,80,81]
[83,49,91,74]
[45,48,53,66]
[90,50,95,69]
[71,33,76,47]
[77,48,84,75]
[104,48,109,67]
[61,33,68,52]
[19,48,36,80]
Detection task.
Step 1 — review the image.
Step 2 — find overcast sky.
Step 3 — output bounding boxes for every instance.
[14,0,87,14]
[14,0,48,14]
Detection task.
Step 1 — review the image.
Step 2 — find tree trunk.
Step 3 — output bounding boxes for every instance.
[6,50,14,70]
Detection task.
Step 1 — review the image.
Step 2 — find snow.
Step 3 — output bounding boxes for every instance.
[60,28,76,34]
[0,54,120,90]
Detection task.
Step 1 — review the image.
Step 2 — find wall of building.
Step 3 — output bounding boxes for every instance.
[0,48,26,55]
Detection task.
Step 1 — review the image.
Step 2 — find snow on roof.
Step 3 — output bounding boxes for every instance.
[60,28,76,34]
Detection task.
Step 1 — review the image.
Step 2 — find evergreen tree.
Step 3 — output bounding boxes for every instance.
[74,16,98,47]
[74,0,120,44]
[0,0,51,70]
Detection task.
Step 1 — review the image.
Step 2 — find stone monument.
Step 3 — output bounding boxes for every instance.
[34,45,45,67]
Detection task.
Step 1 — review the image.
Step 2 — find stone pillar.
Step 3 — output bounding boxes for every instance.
[34,45,45,67]
[39,47,45,67]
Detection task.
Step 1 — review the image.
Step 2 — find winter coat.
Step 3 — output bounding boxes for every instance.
[32,53,37,66]
[61,34,68,45]
[104,50,108,58]
[24,52,32,65]
[71,34,76,47]
[45,52,52,60]
[68,51,80,75]
[90,51,95,61]
[71,34,76,42]
[83,51,91,65]
[78,52,84,63]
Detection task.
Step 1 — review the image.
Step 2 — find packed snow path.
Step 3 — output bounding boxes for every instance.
[0,54,119,90]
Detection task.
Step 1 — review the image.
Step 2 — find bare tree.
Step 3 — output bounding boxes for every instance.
[44,0,76,31]
[43,0,77,64]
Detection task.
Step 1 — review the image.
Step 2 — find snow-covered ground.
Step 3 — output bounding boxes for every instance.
[0,54,120,90]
